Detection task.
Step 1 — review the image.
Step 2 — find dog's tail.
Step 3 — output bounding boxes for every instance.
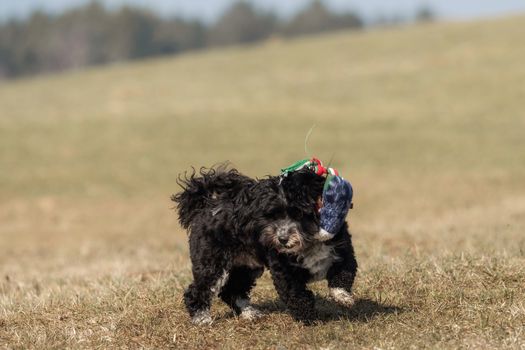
[171,164,248,230]
[171,167,215,230]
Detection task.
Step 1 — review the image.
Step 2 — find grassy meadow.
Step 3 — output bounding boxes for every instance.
[1,15,525,349]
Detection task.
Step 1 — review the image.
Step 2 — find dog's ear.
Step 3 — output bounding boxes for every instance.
[281,169,325,208]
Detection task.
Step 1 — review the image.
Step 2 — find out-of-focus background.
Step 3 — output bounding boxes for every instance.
[1,1,524,349]
[2,0,525,80]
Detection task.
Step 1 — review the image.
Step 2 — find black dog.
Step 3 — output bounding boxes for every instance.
[172,165,357,324]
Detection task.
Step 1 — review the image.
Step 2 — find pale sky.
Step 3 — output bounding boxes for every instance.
[2,0,525,23]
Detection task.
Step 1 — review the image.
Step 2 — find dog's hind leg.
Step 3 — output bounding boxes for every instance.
[184,267,231,325]
[219,265,264,320]
[184,233,233,325]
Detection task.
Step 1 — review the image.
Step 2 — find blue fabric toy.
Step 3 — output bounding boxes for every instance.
[316,175,353,241]
[281,158,354,241]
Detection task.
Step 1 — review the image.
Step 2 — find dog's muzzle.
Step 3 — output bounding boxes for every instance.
[277,225,297,245]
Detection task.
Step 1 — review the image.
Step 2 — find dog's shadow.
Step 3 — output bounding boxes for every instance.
[253,296,403,323]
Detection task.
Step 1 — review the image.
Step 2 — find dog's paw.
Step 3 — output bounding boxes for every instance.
[191,310,212,325]
[240,305,264,320]
[330,288,355,308]
[235,298,264,321]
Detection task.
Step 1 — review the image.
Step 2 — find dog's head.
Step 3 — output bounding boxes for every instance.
[258,169,325,254]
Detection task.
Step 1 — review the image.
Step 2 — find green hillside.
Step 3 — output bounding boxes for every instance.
[1,16,524,349]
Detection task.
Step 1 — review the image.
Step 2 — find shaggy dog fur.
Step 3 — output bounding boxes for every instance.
[172,166,357,324]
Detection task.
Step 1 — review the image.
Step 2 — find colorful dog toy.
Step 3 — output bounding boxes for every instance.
[281,158,353,241]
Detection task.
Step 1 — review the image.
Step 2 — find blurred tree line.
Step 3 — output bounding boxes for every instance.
[0,1,432,79]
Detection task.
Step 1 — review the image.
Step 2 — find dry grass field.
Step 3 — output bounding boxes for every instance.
[1,15,525,349]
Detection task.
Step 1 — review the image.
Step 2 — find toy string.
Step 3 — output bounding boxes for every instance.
[304,124,316,157]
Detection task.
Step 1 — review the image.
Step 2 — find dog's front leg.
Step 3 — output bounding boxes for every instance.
[326,227,358,307]
[267,250,316,323]
[326,262,356,307]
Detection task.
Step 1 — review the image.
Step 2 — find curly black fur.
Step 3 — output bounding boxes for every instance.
[172,165,357,323]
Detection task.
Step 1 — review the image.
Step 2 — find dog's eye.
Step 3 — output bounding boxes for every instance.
[267,208,285,219]
[288,208,303,219]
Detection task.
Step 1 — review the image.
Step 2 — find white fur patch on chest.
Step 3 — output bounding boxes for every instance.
[297,244,340,281]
